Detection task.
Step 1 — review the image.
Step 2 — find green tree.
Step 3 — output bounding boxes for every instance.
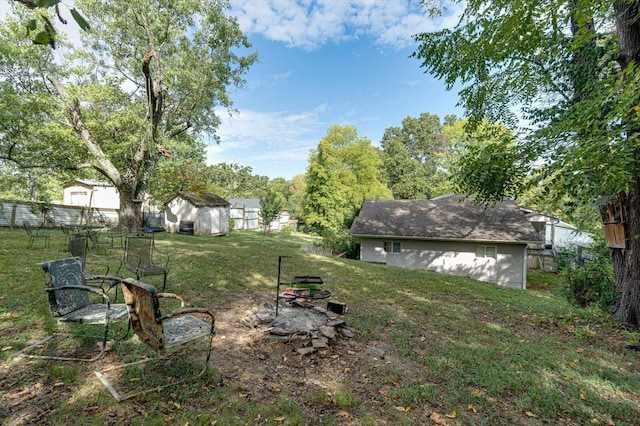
[150,161,212,204]
[259,188,285,236]
[287,174,307,221]
[208,163,268,200]
[1,0,257,231]
[379,113,451,199]
[413,0,640,327]
[448,120,529,204]
[379,139,430,199]
[304,125,391,232]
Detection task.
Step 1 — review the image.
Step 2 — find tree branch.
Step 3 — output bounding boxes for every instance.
[508,55,572,103]
[47,76,123,185]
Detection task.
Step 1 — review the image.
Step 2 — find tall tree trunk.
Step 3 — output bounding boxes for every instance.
[611,1,640,328]
[28,173,38,202]
[612,177,640,327]
[118,185,142,232]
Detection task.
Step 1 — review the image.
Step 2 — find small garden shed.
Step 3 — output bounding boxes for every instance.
[164,192,230,236]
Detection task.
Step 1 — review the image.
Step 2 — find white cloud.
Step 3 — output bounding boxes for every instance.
[207,105,329,177]
[229,0,461,50]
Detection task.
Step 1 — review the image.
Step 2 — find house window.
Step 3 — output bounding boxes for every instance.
[384,241,401,253]
[475,245,497,258]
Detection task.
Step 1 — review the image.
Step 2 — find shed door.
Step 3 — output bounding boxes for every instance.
[219,207,229,234]
[199,208,211,235]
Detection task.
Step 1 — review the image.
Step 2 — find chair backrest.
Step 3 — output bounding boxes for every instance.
[121,278,165,350]
[23,222,35,235]
[68,234,89,261]
[42,257,89,317]
[125,234,154,267]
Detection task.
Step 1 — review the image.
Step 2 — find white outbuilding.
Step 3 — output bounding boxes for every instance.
[164,192,230,236]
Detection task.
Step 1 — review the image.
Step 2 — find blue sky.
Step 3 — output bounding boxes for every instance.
[211,0,465,180]
[0,0,465,181]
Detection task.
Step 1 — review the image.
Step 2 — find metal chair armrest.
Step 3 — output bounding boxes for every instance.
[125,253,143,270]
[45,284,112,304]
[157,292,185,308]
[152,248,170,268]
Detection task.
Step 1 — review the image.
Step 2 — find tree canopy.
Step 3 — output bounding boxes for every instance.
[413,0,636,203]
[379,112,456,199]
[1,0,257,230]
[413,0,640,327]
[304,125,391,232]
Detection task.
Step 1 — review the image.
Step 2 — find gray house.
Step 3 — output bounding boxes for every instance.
[350,194,542,289]
[164,192,230,236]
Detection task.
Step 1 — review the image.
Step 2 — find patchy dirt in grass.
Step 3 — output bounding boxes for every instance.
[1,290,639,425]
[1,294,434,425]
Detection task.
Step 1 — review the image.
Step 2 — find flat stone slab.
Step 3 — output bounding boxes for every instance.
[319,325,336,340]
[297,347,317,355]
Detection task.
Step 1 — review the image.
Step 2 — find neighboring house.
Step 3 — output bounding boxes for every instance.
[229,198,261,231]
[229,198,291,232]
[164,192,230,236]
[62,179,120,209]
[350,194,542,289]
[522,209,594,271]
[522,210,593,249]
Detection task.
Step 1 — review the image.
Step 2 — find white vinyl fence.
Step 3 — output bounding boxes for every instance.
[0,199,118,228]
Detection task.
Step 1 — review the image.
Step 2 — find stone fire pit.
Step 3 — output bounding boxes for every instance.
[240,302,355,355]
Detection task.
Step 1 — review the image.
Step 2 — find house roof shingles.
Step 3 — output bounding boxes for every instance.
[166,191,230,207]
[350,194,542,244]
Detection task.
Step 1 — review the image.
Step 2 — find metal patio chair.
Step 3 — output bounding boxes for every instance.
[14,257,129,362]
[23,222,51,248]
[124,233,169,291]
[95,278,215,401]
[69,233,123,300]
[87,229,112,255]
[107,229,125,251]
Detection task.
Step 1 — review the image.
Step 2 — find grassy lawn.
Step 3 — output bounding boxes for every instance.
[1,227,639,425]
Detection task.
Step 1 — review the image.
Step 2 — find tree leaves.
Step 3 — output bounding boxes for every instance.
[15,0,90,49]
[304,125,392,231]
[413,0,638,204]
[33,0,61,7]
[379,113,453,199]
[449,120,528,205]
[69,8,90,31]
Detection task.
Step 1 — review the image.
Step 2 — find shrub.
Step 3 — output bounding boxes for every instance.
[557,238,617,311]
[318,228,359,259]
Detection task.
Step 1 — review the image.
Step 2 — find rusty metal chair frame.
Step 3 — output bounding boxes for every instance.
[95,278,215,402]
[124,233,169,291]
[23,222,51,249]
[14,257,129,362]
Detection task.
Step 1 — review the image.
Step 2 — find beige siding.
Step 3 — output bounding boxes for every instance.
[62,184,120,209]
[360,238,527,289]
